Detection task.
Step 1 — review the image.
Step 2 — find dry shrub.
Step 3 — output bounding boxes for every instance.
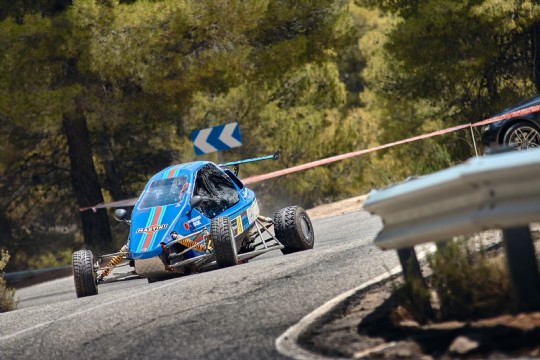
[0,250,17,312]
[428,240,513,321]
[393,265,432,324]
[393,239,514,323]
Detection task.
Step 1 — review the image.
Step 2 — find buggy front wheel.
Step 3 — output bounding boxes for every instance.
[274,206,314,254]
[72,250,98,298]
[211,216,238,268]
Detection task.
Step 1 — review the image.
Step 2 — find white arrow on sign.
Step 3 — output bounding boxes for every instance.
[219,122,242,148]
[193,128,218,154]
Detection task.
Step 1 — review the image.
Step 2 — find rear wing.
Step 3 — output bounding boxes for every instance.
[219,151,280,175]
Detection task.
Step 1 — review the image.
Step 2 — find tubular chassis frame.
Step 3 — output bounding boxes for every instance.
[94,216,283,284]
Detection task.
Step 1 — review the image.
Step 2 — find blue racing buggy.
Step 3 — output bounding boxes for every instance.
[72,152,315,297]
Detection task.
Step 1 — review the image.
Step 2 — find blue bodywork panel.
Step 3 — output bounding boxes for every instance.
[128,161,258,260]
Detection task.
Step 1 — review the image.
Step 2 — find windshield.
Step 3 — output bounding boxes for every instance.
[139,175,189,209]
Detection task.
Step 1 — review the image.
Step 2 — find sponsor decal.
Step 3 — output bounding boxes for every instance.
[136,224,168,234]
[231,218,238,236]
[247,200,259,224]
[188,215,202,227]
[235,215,243,234]
[206,239,214,252]
[183,222,190,230]
[138,206,166,253]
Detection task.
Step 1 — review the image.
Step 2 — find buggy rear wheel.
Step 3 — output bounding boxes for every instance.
[274,206,314,255]
[72,250,98,298]
[211,216,238,268]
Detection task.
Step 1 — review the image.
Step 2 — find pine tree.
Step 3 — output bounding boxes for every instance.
[0,0,353,267]
[356,0,540,180]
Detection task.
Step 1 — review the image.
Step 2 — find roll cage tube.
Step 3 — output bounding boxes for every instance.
[193,163,240,218]
[218,151,280,176]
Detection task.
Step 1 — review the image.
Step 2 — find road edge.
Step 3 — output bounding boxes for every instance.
[275,246,435,360]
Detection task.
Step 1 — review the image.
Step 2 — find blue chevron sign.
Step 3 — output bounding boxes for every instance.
[191,122,243,155]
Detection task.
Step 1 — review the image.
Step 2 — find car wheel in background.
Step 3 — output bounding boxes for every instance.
[211,216,238,268]
[72,250,98,298]
[502,122,540,150]
[274,206,314,255]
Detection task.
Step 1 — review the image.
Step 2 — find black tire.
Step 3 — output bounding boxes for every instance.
[72,250,98,298]
[211,216,238,268]
[502,122,540,150]
[274,206,314,255]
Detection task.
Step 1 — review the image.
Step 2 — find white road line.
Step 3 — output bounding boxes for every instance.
[0,278,185,342]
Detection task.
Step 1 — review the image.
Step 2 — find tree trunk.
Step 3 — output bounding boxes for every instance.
[62,109,113,250]
[95,125,127,201]
[532,23,540,93]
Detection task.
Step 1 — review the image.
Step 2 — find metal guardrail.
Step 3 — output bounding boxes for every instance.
[3,266,72,288]
[364,148,540,312]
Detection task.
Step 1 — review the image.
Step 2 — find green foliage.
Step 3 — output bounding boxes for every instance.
[0,250,17,312]
[8,0,540,273]
[355,0,421,18]
[0,0,356,269]
[5,0,540,272]
[0,14,74,128]
[428,240,513,321]
[0,0,71,22]
[25,248,74,269]
[357,0,540,186]
[183,61,363,210]
[0,127,83,271]
[74,0,351,98]
[394,240,514,323]
[382,1,540,107]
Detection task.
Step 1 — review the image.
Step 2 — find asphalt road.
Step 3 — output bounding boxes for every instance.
[1,210,399,360]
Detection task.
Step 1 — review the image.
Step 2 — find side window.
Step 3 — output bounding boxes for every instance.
[194,164,240,218]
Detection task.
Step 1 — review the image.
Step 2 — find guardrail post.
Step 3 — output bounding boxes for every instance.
[397,247,424,284]
[397,247,434,319]
[502,226,540,312]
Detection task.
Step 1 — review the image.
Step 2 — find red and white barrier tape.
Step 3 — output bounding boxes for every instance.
[80,102,540,210]
[474,104,540,126]
[242,104,540,184]
[243,123,471,184]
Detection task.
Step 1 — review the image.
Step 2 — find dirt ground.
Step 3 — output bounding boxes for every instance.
[302,273,540,359]
[302,197,540,360]
[306,195,367,220]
